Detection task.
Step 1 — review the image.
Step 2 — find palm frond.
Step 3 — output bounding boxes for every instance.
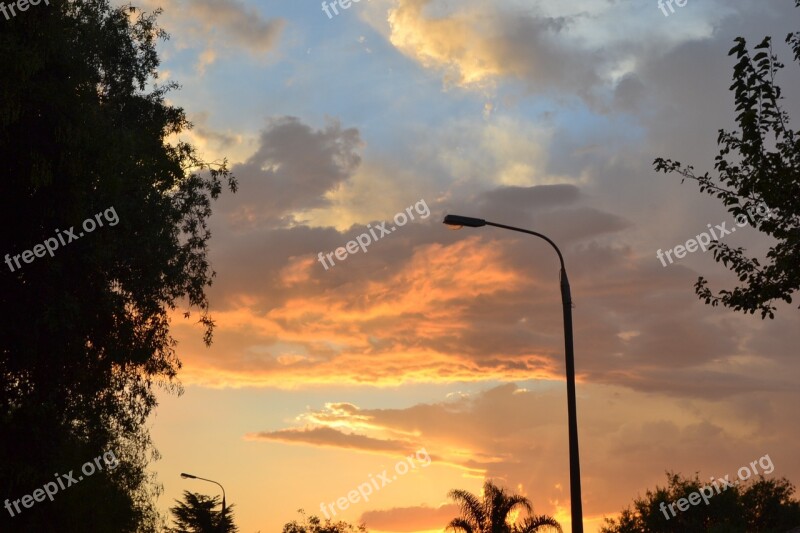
[512,515,563,533]
[449,488,487,530]
[482,481,531,533]
[447,517,477,533]
[497,494,533,521]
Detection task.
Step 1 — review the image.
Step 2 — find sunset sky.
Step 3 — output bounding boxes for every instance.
[114,0,800,531]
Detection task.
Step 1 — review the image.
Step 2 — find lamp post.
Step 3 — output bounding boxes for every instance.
[442,214,583,533]
[180,472,227,532]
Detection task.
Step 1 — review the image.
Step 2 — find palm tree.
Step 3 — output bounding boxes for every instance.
[447,481,562,533]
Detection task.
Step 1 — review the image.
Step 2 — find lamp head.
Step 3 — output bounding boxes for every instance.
[443,214,486,229]
[180,473,197,479]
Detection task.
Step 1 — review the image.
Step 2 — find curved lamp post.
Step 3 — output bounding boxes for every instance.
[442,214,583,533]
[180,472,226,532]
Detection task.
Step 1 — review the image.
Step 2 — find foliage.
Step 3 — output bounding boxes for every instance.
[0,0,236,530]
[601,472,800,533]
[653,1,800,318]
[167,491,238,533]
[282,509,368,533]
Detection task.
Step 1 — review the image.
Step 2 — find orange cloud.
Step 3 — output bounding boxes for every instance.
[360,504,458,532]
[170,236,560,388]
[386,0,600,94]
[245,427,414,454]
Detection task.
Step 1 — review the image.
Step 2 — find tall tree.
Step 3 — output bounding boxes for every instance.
[0,0,236,530]
[601,473,800,533]
[447,481,562,533]
[168,491,238,533]
[653,0,800,318]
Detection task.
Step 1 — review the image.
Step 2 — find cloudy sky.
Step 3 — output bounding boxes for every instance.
[119,0,800,531]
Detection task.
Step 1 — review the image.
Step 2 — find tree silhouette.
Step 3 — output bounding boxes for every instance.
[0,0,236,530]
[282,509,367,533]
[168,491,238,533]
[447,481,562,533]
[601,473,800,533]
[653,0,800,318]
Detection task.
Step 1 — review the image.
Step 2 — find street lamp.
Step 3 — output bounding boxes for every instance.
[442,214,584,533]
[180,472,227,532]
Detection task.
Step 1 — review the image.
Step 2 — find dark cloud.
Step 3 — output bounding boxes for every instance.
[247,427,413,453]
[477,184,580,210]
[191,0,285,54]
[216,117,362,227]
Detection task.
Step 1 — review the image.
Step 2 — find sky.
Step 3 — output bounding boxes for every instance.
[111,0,800,531]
